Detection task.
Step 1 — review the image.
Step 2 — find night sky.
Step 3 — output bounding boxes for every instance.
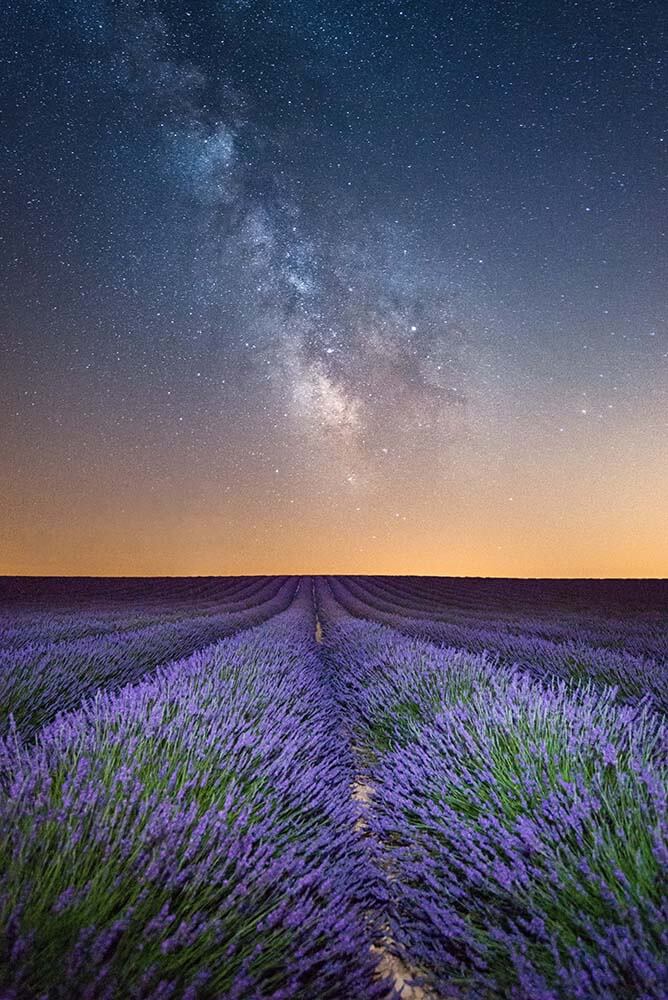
[1,1,666,576]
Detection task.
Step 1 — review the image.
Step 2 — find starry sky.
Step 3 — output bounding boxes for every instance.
[1,0,666,577]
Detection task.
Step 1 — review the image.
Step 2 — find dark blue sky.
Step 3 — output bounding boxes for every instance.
[1,1,666,575]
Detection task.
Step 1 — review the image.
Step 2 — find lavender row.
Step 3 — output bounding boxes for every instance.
[339,577,668,665]
[0,577,290,653]
[326,578,668,714]
[0,575,252,609]
[0,587,392,1000]
[0,577,299,740]
[318,598,668,999]
[0,575,282,619]
[363,575,668,620]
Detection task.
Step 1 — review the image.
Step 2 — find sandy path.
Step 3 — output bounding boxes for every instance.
[316,609,436,999]
[352,780,434,1000]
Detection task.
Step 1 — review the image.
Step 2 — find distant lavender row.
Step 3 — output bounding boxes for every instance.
[326,578,668,713]
[344,576,668,661]
[0,577,299,740]
[360,574,668,619]
[0,575,278,617]
[318,590,668,999]
[0,577,289,652]
[0,587,392,1000]
[0,575,254,609]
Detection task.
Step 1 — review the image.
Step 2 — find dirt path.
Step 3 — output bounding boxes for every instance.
[315,599,435,999]
[352,779,433,999]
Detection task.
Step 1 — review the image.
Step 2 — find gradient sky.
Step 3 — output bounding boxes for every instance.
[1,0,666,577]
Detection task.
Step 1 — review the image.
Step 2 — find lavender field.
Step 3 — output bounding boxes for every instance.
[0,576,666,1000]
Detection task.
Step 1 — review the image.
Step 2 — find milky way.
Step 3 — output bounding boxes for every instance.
[1,1,666,575]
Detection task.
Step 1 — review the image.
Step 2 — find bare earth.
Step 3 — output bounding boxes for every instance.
[325,623,436,998]
[352,780,434,999]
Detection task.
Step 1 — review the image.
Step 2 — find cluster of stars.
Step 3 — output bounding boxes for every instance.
[0,0,665,574]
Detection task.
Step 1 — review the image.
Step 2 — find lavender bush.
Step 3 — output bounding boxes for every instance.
[0,587,392,999]
[342,575,668,660]
[0,577,298,739]
[319,597,668,999]
[0,577,290,653]
[325,577,668,713]
[1,573,665,999]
